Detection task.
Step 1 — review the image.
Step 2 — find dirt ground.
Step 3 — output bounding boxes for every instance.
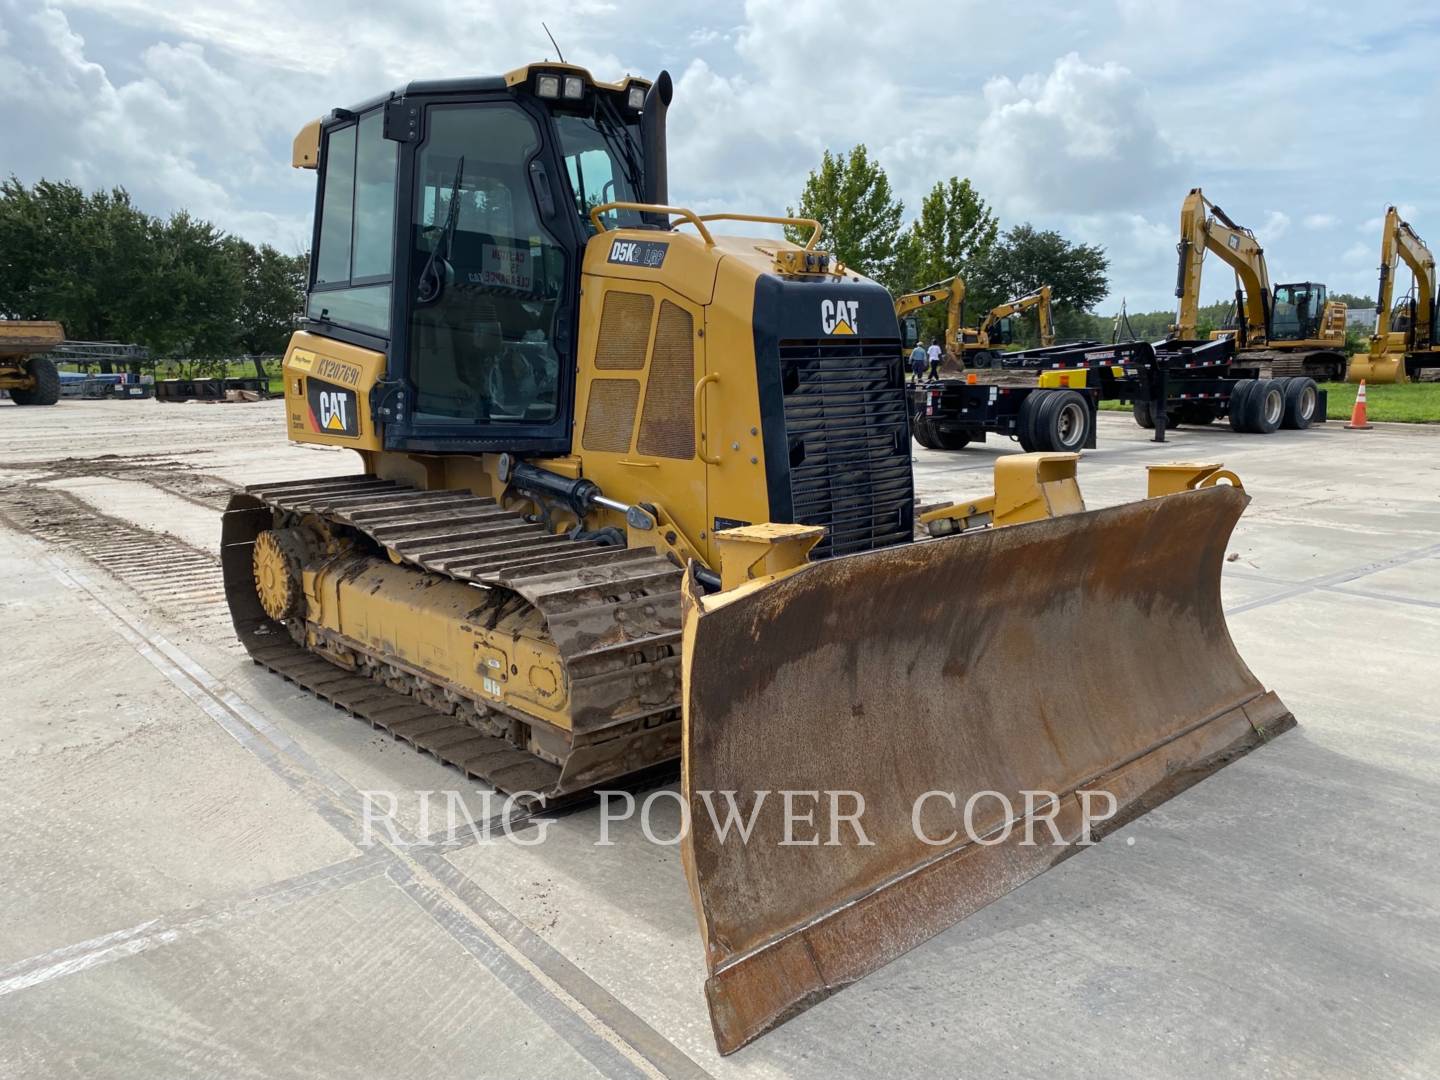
[1,396,1437,1079]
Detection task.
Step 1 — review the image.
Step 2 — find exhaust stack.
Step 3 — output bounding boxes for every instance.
[640,70,673,228]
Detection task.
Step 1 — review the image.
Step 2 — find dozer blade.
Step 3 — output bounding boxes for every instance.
[679,484,1293,1054]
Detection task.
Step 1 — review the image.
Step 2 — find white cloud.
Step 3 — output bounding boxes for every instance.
[2,0,1438,313]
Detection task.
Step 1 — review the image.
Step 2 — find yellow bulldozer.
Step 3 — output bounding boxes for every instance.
[895,272,1055,369]
[1347,206,1439,384]
[223,64,1294,1054]
[0,321,64,406]
[1173,188,1348,381]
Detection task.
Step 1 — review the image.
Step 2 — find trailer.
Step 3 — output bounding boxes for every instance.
[1013,337,1328,437]
[907,378,1100,452]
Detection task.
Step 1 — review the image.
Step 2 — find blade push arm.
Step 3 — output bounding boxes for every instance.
[1172,188,1271,343]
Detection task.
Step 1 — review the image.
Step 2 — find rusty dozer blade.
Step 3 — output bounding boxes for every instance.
[679,484,1294,1054]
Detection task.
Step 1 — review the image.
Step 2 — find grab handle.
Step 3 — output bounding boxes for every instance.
[695,373,721,465]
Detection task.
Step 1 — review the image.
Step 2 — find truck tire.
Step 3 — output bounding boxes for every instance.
[1249,379,1284,434]
[969,351,997,369]
[1132,399,1155,429]
[912,416,970,451]
[1032,390,1090,453]
[911,416,943,449]
[1018,392,1046,451]
[10,356,61,406]
[1227,379,1257,432]
[1281,377,1318,429]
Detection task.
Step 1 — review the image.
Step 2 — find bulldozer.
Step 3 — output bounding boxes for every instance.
[1173,188,1348,381]
[1347,206,1439,384]
[895,273,1055,369]
[0,321,63,406]
[223,64,1295,1053]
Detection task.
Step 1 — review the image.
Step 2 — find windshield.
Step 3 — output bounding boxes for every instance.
[552,109,646,233]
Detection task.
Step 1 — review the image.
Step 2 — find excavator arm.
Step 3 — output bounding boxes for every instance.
[1173,188,1271,344]
[978,285,1055,348]
[894,274,965,352]
[1375,206,1436,347]
[1350,206,1438,384]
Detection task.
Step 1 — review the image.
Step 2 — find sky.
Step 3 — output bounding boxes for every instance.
[3,0,1438,314]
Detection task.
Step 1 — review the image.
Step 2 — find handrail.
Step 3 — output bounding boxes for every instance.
[694,373,721,465]
[589,202,714,245]
[697,213,824,252]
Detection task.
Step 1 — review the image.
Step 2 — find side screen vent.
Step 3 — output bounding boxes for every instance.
[581,378,641,452]
[636,300,695,459]
[595,292,653,370]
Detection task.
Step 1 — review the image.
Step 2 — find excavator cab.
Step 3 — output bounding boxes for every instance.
[1271,281,1327,341]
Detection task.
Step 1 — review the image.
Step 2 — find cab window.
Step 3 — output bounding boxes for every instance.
[552,112,645,233]
[407,103,566,425]
[309,111,397,334]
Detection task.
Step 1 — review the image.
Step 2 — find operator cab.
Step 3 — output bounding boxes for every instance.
[1271,281,1327,341]
[301,64,656,454]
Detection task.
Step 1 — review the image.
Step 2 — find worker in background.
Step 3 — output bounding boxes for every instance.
[910,341,927,384]
[926,338,943,381]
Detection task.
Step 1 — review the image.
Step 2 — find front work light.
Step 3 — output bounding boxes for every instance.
[627,85,646,110]
[536,74,560,98]
[563,75,584,100]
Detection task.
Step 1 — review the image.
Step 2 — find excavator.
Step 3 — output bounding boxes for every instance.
[1347,206,1439,384]
[1173,188,1348,381]
[895,273,1054,368]
[222,64,1294,1054]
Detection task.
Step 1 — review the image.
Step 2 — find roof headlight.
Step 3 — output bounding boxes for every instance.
[536,74,560,99]
[627,85,646,111]
[563,75,584,100]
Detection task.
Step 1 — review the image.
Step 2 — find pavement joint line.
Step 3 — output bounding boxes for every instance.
[1225,568,1440,610]
[1226,537,1440,615]
[0,854,388,997]
[31,543,713,1080]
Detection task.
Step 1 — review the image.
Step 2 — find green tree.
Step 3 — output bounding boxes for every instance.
[786,146,905,286]
[901,177,998,290]
[967,224,1110,342]
[230,240,308,356]
[1330,292,1375,310]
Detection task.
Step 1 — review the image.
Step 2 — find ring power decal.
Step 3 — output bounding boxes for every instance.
[821,298,859,335]
[306,377,360,437]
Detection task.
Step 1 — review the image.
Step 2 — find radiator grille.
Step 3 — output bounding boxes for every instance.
[637,300,696,459]
[595,292,653,370]
[778,338,912,559]
[581,378,640,453]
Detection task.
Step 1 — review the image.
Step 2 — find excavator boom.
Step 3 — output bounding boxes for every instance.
[1349,206,1438,384]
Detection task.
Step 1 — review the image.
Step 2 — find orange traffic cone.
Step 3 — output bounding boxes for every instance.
[1345,380,1373,430]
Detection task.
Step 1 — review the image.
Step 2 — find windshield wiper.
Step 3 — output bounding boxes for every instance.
[416,156,465,305]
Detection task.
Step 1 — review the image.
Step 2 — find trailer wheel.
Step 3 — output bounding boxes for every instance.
[9,356,61,406]
[1281,377,1318,429]
[1132,399,1155,429]
[1250,379,1284,434]
[1033,390,1090,453]
[1018,392,1046,451]
[911,416,942,449]
[969,351,998,369]
[1227,379,1258,432]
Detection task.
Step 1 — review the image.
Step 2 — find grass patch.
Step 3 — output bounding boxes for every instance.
[1099,383,1440,423]
[1318,382,1440,423]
